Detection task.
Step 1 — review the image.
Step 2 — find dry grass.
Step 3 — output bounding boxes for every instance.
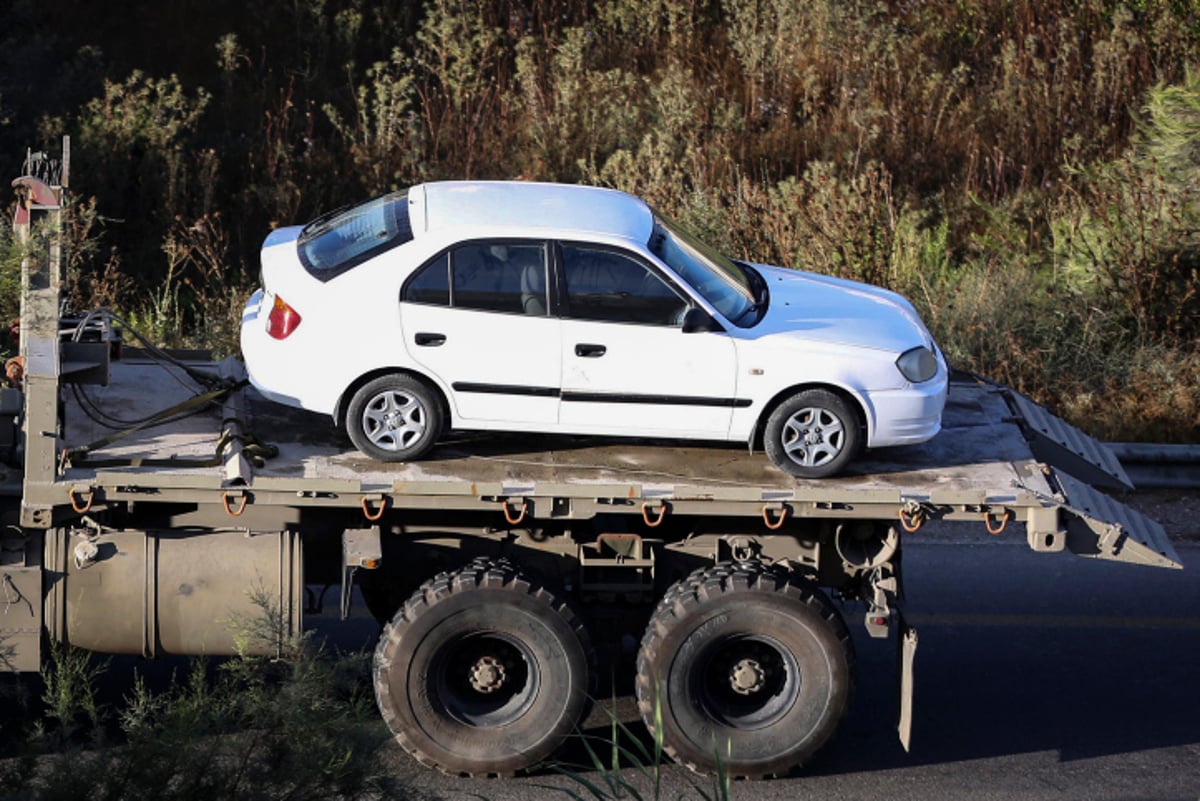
[2,0,1198,440]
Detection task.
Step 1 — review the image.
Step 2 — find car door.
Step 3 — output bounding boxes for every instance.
[399,241,561,426]
[556,243,740,438]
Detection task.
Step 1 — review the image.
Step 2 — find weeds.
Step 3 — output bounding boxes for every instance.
[35,641,106,747]
[1054,66,1200,345]
[0,605,425,801]
[0,212,29,328]
[548,694,731,801]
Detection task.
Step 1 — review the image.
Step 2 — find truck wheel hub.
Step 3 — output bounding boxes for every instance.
[469,655,507,693]
[730,657,766,695]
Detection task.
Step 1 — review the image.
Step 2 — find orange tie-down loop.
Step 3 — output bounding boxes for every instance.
[898,505,926,533]
[642,501,669,528]
[222,490,249,517]
[984,508,1014,535]
[762,504,790,530]
[501,498,528,526]
[362,495,388,522]
[68,485,94,514]
[5,356,24,390]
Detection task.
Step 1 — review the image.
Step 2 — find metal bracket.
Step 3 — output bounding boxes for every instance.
[341,527,382,620]
[864,562,900,639]
[1026,505,1067,553]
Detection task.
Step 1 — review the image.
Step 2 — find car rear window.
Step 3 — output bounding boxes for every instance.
[297,192,413,281]
[402,242,549,317]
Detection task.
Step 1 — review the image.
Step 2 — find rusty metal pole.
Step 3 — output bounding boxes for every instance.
[15,138,69,527]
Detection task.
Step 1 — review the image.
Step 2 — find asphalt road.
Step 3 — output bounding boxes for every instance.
[381,529,1200,801]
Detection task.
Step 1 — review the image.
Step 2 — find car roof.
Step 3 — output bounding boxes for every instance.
[415,181,654,244]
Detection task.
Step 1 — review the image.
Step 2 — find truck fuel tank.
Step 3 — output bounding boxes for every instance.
[43,527,302,658]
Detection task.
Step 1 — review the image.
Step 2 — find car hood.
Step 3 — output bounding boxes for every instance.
[749,264,933,353]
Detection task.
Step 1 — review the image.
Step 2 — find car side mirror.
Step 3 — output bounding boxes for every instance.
[681,307,724,333]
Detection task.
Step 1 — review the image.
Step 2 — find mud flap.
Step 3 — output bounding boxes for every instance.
[0,567,41,671]
[897,613,917,752]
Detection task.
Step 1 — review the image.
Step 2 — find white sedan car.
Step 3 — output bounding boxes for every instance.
[240,181,947,478]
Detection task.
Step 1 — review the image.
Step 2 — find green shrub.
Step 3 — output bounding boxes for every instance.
[1053,65,1200,344]
[1,625,426,801]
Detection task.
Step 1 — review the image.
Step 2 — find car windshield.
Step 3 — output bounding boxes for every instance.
[297,191,412,281]
[648,215,757,326]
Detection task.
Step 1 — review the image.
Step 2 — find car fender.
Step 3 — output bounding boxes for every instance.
[728,336,898,445]
[333,366,455,429]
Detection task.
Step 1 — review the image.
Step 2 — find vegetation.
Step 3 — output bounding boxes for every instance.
[0,612,731,800]
[0,621,425,800]
[1,0,1197,441]
[549,695,732,801]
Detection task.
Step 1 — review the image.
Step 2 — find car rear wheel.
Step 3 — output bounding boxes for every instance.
[764,389,861,478]
[346,374,443,462]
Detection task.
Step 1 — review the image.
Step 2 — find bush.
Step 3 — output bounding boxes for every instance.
[0,628,426,801]
[1053,66,1200,345]
[4,0,1200,441]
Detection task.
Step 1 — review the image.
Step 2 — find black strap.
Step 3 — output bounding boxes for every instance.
[64,383,278,469]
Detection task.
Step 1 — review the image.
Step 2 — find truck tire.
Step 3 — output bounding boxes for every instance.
[763,388,861,478]
[636,561,855,778]
[345,373,443,462]
[373,557,593,776]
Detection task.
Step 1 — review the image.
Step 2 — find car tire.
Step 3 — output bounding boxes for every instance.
[636,561,855,778]
[763,389,861,478]
[345,373,443,462]
[373,557,594,776]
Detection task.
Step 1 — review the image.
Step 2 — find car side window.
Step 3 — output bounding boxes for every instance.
[402,243,548,315]
[402,252,450,305]
[561,245,688,326]
[451,243,548,316]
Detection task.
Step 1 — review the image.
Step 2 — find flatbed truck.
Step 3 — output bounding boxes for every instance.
[0,145,1181,778]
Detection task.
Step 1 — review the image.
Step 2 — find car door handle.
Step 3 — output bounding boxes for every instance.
[575,343,606,357]
[414,332,446,347]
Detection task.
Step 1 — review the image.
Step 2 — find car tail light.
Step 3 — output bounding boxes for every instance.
[266,295,302,340]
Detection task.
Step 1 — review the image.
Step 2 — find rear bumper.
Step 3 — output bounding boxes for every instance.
[240,289,321,412]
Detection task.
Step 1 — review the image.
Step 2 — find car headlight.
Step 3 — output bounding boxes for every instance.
[896,346,939,383]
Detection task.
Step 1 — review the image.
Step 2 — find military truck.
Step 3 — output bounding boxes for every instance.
[0,141,1180,778]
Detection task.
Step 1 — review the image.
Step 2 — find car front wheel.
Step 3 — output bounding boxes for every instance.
[763,389,861,478]
[345,374,443,462]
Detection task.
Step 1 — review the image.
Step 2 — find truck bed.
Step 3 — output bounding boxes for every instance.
[52,355,1179,569]
[62,357,1043,498]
